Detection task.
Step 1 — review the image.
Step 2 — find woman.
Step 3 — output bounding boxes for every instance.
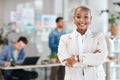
[58,5,108,80]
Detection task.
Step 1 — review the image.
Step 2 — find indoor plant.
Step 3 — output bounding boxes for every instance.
[101,2,120,36]
[0,28,8,45]
[48,54,58,63]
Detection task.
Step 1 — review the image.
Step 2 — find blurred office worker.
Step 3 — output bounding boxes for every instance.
[58,5,108,80]
[0,36,38,80]
[49,17,65,80]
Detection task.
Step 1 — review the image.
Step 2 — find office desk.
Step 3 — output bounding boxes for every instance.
[0,63,63,80]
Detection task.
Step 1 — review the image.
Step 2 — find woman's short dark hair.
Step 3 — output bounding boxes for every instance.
[56,17,63,23]
[17,36,28,44]
[74,5,91,15]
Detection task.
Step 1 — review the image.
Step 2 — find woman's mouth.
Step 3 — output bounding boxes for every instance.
[78,23,86,27]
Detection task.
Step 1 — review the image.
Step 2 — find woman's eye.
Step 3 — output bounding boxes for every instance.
[84,16,88,19]
[77,16,81,19]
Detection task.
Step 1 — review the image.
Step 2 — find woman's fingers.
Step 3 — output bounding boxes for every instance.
[94,49,101,53]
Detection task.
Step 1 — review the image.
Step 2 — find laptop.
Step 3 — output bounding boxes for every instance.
[22,56,40,65]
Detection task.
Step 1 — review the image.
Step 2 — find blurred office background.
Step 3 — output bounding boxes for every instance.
[0,0,120,80]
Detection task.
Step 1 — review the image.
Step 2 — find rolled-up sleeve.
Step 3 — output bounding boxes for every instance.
[74,33,108,67]
[80,34,108,66]
[58,35,71,65]
[58,35,90,68]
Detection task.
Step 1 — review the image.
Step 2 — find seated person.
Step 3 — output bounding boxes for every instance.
[0,36,38,80]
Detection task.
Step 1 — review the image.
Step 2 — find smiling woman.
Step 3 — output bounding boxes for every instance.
[73,6,92,35]
[58,5,108,80]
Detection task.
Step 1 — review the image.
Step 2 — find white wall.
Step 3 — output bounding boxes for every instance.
[2,0,54,24]
[88,0,108,35]
[0,0,3,28]
[3,0,32,24]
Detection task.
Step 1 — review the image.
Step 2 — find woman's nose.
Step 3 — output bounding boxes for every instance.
[79,18,84,22]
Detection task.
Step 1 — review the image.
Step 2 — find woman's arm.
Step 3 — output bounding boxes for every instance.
[58,35,71,65]
[58,35,87,68]
[74,33,108,67]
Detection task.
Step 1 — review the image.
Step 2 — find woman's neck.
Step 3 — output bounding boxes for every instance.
[76,29,87,35]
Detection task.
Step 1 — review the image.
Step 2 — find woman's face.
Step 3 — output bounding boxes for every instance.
[74,8,92,31]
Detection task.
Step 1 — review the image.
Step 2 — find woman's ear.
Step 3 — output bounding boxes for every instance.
[73,16,75,19]
[90,16,92,21]
[89,16,92,24]
[73,16,75,22]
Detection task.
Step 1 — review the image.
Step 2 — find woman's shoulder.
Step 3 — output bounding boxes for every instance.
[60,32,74,41]
[61,33,70,39]
[91,31,104,38]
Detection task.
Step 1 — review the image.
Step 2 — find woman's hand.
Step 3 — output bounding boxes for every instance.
[94,49,101,53]
[63,49,101,67]
[62,55,78,67]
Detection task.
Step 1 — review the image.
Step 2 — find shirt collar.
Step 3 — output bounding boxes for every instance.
[75,29,92,38]
[55,28,64,33]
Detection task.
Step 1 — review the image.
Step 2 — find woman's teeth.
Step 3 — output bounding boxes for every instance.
[78,23,86,26]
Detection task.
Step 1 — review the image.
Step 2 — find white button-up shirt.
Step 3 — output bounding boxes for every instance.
[75,29,91,54]
[75,30,92,80]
